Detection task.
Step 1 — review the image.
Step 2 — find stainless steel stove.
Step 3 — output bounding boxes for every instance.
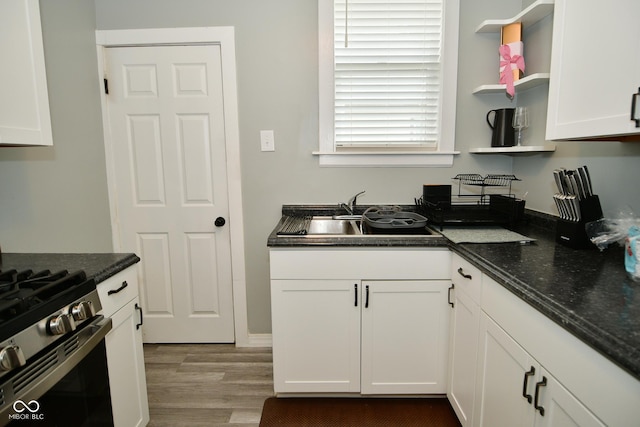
[0,268,113,426]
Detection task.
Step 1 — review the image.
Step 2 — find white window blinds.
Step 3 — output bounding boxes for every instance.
[333,0,443,149]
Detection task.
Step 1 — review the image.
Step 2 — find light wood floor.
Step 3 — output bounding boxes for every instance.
[143,344,274,427]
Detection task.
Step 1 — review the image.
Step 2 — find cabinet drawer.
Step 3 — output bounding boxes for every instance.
[270,248,451,280]
[451,254,481,303]
[97,267,138,318]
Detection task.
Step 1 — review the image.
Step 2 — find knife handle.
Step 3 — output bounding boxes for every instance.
[583,165,593,195]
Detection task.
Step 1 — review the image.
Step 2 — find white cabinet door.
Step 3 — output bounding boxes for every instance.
[0,0,52,146]
[105,297,150,427]
[534,368,605,427]
[546,0,640,140]
[361,280,450,394]
[270,279,361,393]
[481,274,640,426]
[474,313,537,427]
[447,288,481,426]
[474,312,605,427]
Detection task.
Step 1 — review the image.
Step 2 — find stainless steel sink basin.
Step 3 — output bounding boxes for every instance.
[305,216,441,237]
[276,215,441,238]
[306,217,361,235]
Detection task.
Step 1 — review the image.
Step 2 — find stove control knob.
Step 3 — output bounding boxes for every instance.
[70,301,96,321]
[0,345,26,371]
[47,314,76,335]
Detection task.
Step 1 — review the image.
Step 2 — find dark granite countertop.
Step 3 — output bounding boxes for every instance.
[0,253,140,284]
[453,216,640,381]
[267,205,640,380]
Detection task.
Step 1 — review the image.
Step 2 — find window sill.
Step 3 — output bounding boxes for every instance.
[312,151,460,167]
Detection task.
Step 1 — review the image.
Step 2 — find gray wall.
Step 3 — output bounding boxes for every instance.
[94,0,523,334]
[0,0,637,335]
[0,0,112,252]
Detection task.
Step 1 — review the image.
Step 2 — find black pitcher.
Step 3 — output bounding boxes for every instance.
[486,108,515,147]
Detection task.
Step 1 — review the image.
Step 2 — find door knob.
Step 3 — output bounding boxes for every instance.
[214,217,226,227]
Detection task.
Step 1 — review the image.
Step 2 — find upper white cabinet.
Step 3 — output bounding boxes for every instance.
[0,0,53,146]
[546,0,640,140]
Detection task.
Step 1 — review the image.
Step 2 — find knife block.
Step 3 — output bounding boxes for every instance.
[556,195,603,249]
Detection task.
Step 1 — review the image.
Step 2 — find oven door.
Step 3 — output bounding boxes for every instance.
[0,316,113,426]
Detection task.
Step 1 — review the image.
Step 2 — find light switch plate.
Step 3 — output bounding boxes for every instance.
[260,130,275,152]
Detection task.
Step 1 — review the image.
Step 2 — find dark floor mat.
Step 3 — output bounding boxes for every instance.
[259,397,462,427]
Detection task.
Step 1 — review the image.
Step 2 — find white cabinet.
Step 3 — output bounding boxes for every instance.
[271,278,450,395]
[269,248,451,395]
[474,313,604,427]
[98,267,150,427]
[474,313,537,427]
[106,297,150,427]
[0,0,53,146]
[447,254,482,426]
[478,274,640,427]
[534,368,605,427]
[360,280,450,395]
[270,279,361,393]
[546,0,640,140]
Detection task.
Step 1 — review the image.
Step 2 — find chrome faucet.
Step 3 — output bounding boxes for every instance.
[347,190,365,213]
[336,191,365,218]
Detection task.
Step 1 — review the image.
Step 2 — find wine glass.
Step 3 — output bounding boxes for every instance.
[512,106,529,146]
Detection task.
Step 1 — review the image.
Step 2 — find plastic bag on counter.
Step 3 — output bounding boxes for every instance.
[626,226,640,282]
[586,207,640,281]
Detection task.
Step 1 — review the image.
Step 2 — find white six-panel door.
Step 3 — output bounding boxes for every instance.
[105,45,235,342]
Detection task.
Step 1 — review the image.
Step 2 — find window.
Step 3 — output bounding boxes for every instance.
[317,0,459,166]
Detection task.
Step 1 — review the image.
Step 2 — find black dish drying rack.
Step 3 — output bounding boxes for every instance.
[416,174,525,230]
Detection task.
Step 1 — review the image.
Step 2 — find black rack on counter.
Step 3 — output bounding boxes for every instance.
[452,174,520,203]
[416,174,525,230]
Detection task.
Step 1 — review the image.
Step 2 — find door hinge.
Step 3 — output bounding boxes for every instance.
[103,78,109,95]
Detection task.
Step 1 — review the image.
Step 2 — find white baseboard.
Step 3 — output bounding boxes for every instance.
[237,333,272,348]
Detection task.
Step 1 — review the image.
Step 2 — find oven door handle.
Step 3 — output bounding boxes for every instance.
[0,316,112,421]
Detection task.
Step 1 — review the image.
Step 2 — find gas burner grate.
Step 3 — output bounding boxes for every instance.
[0,269,93,343]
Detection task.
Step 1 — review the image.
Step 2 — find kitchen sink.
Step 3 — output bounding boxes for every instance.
[276,215,441,238]
[305,216,440,237]
[306,217,361,235]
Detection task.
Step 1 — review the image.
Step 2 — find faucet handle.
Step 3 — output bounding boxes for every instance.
[349,190,366,207]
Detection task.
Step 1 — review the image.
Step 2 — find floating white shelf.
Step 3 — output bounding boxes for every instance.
[469,144,556,154]
[472,73,550,95]
[476,0,555,33]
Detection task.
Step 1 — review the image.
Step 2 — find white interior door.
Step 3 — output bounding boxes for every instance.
[104,45,235,343]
